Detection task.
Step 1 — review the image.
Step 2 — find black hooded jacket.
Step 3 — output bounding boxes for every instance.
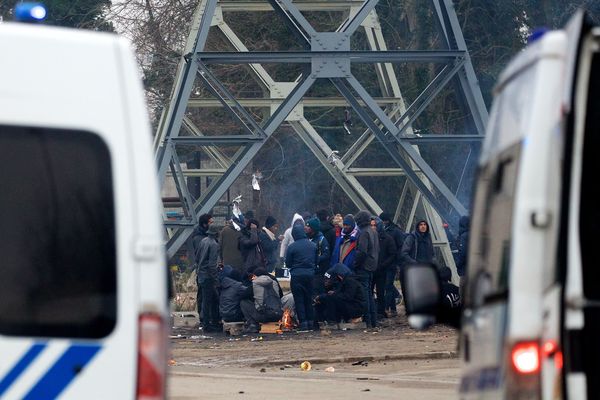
[219,268,252,321]
[320,220,336,257]
[377,228,397,271]
[239,226,266,271]
[401,220,434,266]
[321,264,366,317]
[353,210,379,272]
[384,222,406,265]
[285,225,317,277]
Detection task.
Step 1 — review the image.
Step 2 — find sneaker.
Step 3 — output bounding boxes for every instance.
[297,322,312,332]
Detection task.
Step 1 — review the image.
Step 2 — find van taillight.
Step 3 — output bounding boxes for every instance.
[512,342,541,374]
[137,313,166,400]
[542,340,563,371]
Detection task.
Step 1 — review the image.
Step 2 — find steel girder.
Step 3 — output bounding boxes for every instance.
[155,0,487,264]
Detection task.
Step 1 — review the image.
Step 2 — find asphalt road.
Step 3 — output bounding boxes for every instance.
[168,358,459,399]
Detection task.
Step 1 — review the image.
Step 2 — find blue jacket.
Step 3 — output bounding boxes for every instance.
[285,225,317,277]
[310,232,330,275]
[330,226,359,270]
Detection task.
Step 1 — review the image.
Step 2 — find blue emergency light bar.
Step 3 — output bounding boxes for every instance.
[14,2,47,22]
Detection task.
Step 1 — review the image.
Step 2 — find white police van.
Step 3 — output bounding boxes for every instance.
[0,9,168,400]
[404,11,600,400]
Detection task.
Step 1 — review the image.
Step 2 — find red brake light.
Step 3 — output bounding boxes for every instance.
[511,342,540,374]
[542,339,563,370]
[137,313,166,400]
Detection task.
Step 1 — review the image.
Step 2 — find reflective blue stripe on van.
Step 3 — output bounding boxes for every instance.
[23,344,101,400]
[0,343,47,396]
[459,366,502,393]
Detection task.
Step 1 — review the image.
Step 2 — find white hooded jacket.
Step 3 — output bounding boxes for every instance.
[279,213,304,259]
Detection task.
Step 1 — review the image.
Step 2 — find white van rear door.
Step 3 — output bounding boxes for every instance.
[0,24,141,399]
[563,13,599,400]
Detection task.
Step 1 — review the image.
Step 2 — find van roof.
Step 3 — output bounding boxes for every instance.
[480,31,567,164]
[495,31,566,93]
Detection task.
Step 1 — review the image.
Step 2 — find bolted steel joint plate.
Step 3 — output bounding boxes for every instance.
[311,32,351,78]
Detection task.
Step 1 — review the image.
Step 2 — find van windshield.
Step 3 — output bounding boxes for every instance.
[0,125,116,338]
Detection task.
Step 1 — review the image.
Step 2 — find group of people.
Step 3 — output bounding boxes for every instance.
[191,209,467,333]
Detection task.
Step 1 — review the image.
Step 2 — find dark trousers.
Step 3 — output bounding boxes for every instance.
[291,275,314,324]
[355,269,377,328]
[313,274,325,297]
[222,311,245,323]
[385,266,400,309]
[199,279,219,327]
[371,269,386,317]
[196,281,202,320]
[240,299,260,327]
[315,295,359,323]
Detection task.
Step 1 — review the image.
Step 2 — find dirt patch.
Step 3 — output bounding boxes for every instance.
[170,312,458,369]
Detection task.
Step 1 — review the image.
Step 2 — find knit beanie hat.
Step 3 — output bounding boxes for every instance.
[343,214,356,228]
[207,224,220,236]
[305,217,320,233]
[265,216,277,229]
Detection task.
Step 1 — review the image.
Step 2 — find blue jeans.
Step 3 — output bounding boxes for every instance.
[354,269,377,328]
[291,275,314,324]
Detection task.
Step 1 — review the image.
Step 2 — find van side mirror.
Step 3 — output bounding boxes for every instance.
[403,263,441,330]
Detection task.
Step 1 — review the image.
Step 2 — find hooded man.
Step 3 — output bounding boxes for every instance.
[316,209,336,254]
[305,217,330,296]
[259,216,280,273]
[218,265,252,322]
[437,266,461,325]
[239,268,283,333]
[279,213,305,260]
[455,216,470,278]
[401,219,435,267]
[239,218,266,274]
[353,210,379,328]
[220,218,244,276]
[379,212,406,266]
[330,214,359,269]
[192,213,213,321]
[286,225,317,331]
[371,217,397,318]
[314,263,366,324]
[196,224,221,332]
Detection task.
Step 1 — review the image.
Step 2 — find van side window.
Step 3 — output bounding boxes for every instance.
[468,144,521,305]
[0,126,116,338]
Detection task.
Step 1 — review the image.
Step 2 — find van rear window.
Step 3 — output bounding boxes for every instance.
[0,126,116,338]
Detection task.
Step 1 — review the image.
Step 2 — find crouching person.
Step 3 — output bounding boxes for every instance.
[240,268,283,333]
[437,266,461,326]
[219,265,252,323]
[314,263,366,325]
